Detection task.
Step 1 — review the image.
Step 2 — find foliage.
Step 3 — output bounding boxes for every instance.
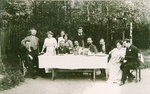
[2,0,33,24]
[0,55,24,91]
[1,0,150,91]
[2,0,150,54]
[140,49,150,68]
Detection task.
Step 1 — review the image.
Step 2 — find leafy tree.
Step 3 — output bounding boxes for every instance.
[2,0,150,52]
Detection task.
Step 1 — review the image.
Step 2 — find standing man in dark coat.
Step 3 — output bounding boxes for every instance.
[119,39,140,86]
[97,38,111,77]
[74,27,86,47]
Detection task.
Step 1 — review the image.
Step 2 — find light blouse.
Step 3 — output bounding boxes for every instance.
[43,37,57,55]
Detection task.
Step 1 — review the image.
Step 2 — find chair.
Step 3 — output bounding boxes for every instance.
[130,66,141,83]
[18,55,27,76]
[130,53,144,83]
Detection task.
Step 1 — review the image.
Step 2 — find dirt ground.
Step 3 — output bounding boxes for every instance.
[0,68,150,94]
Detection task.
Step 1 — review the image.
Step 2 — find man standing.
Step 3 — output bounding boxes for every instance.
[87,37,98,54]
[75,27,86,47]
[119,39,140,86]
[21,28,39,54]
[58,30,65,47]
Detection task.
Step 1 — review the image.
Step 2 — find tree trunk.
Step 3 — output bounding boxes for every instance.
[87,1,90,21]
[130,22,133,44]
[0,29,1,58]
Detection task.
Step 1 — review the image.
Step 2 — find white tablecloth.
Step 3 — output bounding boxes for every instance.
[38,55,108,69]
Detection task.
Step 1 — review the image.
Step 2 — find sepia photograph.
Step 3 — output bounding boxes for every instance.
[0,0,149,94]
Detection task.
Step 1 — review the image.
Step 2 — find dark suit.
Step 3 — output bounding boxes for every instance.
[97,44,111,76]
[74,33,86,47]
[21,36,39,53]
[21,47,38,77]
[88,44,98,54]
[120,45,140,83]
[97,44,111,54]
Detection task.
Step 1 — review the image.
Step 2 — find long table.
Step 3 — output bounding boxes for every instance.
[38,55,108,81]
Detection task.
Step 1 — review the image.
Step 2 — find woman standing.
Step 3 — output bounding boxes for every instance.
[58,30,65,47]
[41,31,57,55]
[41,31,57,73]
[106,40,126,84]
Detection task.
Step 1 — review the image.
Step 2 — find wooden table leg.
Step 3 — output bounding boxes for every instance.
[93,69,96,81]
[105,68,108,80]
[51,69,55,80]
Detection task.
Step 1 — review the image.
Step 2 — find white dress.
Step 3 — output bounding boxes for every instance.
[43,38,57,55]
[106,48,126,84]
[43,38,57,73]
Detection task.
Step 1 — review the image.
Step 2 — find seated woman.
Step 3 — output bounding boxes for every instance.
[106,40,126,84]
[21,40,38,79]
[63,34,73,54]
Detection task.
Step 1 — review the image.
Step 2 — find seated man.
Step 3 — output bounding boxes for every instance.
[21,40,38,79]
[119,39,140,86]
[97,38,111,77]
[86,37,98,78]
[87,37,98,54]
[57,40,70,54]
[72,40,83,55]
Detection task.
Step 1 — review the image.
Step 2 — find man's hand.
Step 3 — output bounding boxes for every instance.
[28,54,33,60]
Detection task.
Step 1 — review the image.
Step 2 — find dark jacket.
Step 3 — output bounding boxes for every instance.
[58,46,70,54]
[20,46,38,67]
[97,44,111,54]
[125,45,139,66]
[74,33,86,47]
[88,44,98,54]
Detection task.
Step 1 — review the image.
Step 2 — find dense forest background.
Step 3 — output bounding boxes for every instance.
[1,0,150,55]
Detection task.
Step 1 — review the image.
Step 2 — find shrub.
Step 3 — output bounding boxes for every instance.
[140,49,150,68]
[0,55,24,91]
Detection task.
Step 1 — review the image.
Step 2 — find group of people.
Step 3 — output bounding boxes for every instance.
[20,27,140,86]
